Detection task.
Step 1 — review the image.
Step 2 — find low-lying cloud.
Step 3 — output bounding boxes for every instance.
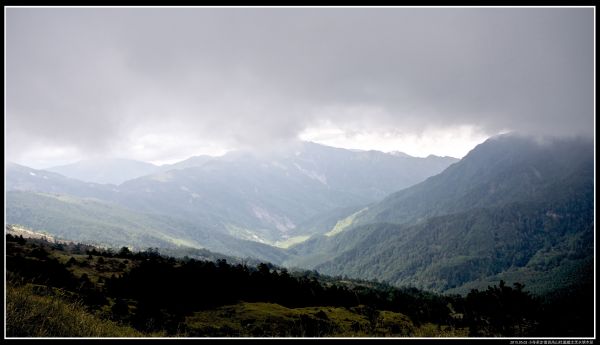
[6,7,594,167]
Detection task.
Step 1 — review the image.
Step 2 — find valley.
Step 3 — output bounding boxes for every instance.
[5,135,595,338]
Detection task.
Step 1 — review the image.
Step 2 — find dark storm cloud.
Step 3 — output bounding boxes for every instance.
[6,7,594,163]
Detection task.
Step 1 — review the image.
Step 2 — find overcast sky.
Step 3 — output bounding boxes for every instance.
[6,7,594,168]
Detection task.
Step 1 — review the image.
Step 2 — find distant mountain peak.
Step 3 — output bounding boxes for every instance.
[390,151,411,158]
[47,158,160,185]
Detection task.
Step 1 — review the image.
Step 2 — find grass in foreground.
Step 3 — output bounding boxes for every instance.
[6,282,143,337]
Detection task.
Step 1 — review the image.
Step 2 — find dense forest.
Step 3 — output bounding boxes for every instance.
[6,234,592,337]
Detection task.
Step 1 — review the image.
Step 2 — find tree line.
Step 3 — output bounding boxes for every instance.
[6,234,592,337]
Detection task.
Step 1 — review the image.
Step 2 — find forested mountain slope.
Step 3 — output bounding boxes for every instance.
[286,135,594,295]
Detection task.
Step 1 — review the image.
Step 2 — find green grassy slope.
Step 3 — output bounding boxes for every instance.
[7,283,143,337]
[6,191,289,264]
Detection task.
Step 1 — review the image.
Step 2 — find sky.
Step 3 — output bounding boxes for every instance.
[5,7,595,168]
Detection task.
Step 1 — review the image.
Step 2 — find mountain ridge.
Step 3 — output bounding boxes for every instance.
[284,134,594,295]
[6,142,458,258]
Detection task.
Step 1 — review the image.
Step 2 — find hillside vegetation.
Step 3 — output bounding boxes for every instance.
[6,234,592,337]
[7,282,143,337]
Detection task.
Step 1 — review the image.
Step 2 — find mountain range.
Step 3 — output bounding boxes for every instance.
[6,141,457,258]
[5,136,594,297]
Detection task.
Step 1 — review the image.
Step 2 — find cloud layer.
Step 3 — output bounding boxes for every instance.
[6,7,594,167]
